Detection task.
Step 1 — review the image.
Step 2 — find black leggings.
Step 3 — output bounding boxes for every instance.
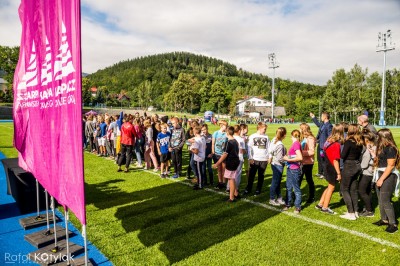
[300,164,315,199]
[340,160,361,213]
[376,173,397,225]
[358,174,373,212]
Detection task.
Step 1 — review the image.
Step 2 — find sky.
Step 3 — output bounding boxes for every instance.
[0,0,399,85]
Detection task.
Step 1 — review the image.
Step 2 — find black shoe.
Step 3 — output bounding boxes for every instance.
[359,210,375,217]
[372,220,389,226]
[306,198,315,204]
[386,224,398,234]
[214,183,221,189]
[315,204,323,210]
[193,185,199,190]
[234,194,241,200]
[226,198,236,203]
[242,190,250,196]
[255,190,261,195]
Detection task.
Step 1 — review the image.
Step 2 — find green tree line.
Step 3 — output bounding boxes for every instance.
[1,46,399,125]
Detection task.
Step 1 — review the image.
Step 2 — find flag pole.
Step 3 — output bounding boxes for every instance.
[64,207,71,265]
[51,196,59,252]
[78,1,88,265]
[45,190,51,235]
[83,224,88,266]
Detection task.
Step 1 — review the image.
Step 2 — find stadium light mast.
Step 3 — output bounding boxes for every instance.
[268,53,279,120]
[376,30,395,126]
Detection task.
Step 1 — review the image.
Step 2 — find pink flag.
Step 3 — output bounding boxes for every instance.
[13,0,86,224]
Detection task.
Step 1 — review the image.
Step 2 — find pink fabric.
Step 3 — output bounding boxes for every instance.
[13,0,86,224]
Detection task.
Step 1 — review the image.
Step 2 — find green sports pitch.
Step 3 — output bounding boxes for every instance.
[1,122,399,265]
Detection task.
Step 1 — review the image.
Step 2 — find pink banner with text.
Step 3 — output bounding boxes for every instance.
[13,0,86,224]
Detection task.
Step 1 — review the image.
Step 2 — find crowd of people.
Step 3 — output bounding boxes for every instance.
[83,111,399,234]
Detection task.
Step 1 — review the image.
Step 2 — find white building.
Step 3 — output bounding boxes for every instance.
[236,96,272,116]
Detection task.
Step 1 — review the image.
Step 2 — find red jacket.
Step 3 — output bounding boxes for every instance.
[121,122,137,145]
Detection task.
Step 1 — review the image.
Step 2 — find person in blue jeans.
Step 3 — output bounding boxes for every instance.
[268,127,287,206]
[283,130,303,214]
[201,124,214,185]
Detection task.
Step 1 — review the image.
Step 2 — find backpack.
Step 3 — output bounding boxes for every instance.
[321,141,334,158]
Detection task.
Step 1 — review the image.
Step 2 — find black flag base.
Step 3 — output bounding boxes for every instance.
[28,239,84,265]
[20,214,60,229]
[52,257,95,266]
[24,225,74,248]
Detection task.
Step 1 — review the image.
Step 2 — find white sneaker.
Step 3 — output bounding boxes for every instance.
[269,199,280,206]
[355,212,359,218]
[340,212,357,221]
[276,198,285,205]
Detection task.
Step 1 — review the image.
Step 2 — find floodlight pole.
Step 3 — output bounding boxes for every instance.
[376,30,395,126]
[268,53,279,121]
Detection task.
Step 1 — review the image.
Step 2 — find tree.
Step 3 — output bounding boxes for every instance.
[164,73,200,112]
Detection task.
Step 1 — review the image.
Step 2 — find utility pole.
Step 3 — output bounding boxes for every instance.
[268,53,279,121]
[376,30,395,126]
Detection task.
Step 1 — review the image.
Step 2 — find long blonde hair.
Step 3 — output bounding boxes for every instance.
[346,124,364,146]
[327,124,344,144]
[299,123,315,142]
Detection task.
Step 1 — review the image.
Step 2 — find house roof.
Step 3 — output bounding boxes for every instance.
[236,96,269,105]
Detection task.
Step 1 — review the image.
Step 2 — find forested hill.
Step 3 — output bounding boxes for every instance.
[85,51,325,120]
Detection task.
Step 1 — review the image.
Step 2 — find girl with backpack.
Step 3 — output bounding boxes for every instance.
[315,124,344,215]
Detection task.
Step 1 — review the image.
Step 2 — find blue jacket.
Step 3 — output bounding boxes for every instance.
[312,117,333,147]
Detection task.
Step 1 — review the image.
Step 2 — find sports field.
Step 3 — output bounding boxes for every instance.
[1,122,400,265]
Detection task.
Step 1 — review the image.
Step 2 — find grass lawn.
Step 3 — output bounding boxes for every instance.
[1,122,400,265]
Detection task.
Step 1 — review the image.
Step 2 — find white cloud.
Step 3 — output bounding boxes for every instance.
[1,0,399,85]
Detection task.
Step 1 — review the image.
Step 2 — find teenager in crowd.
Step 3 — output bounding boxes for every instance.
[283,130,303,214]
[240,124,250,182]
[191,126,206,189]
[144,120,159,171]
[169,117,186,178]
[268,127,286,206]
[244,122,269,196]
[133,118,144,168]
[230,125,246,194]
[316,124,344,214]
[201,124,214,186]
[371,129,399,233]
[212,120,228,190]
[156,123,171,178]
[359,130,376,217]
[85,115,96,153]
[117,117,137,173]
[299,123,316,203]
[310,112,333,179]
[213,126,240,202]
[339,124,363,220]
[186,120,199,180]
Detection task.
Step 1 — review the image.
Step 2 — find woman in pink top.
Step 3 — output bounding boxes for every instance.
[283,130,303,214]
[299,123,316,203]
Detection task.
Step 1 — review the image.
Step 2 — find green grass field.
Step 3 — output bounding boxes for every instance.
[1,122,400,265]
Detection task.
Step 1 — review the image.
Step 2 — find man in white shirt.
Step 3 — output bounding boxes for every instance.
[243,122,269,196]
